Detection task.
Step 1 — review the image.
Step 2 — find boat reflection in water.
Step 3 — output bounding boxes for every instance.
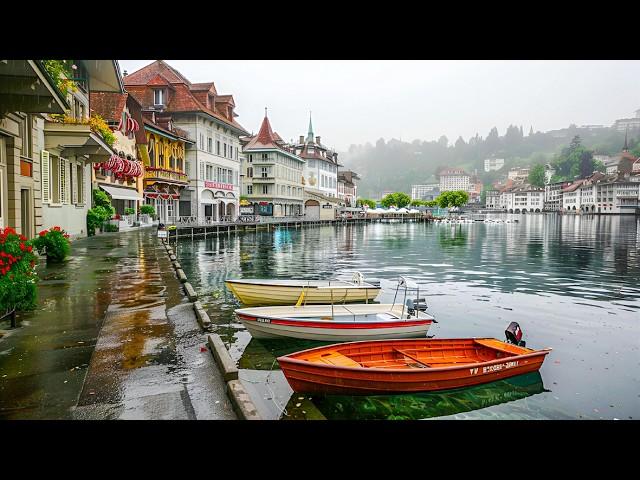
[282,371,548,420]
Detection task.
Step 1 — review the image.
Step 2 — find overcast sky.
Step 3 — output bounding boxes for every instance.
[118,60,640,151]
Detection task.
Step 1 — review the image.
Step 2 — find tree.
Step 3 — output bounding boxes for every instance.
[528,164,546,187]
[381,192,411,208]
[435,190,469,209]
[409,200,425,207]
[357,198,376,209]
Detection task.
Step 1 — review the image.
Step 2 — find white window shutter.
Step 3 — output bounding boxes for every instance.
[72,162,78,204]
[80,165,86,204]
[59,158,66,204]
[200,163,205,181]
[41,150,50,204]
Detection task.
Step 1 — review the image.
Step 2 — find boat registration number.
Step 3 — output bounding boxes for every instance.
[255,317,271,324]
[469,361,519,375]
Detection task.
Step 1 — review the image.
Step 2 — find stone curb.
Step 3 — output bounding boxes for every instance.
[173,261,182,270]
[194,301,212,329]
[207,334,238,382]
[227,380,261,420]
[167,249,174,256]
[184,282,197,302]
[176,269,187,283]
[169,254,177,262]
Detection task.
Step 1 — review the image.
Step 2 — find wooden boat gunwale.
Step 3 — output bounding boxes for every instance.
[225,279,381,290]
[277,337,552,374]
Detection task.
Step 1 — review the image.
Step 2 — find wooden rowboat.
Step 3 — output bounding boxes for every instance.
[277,338,551,395]
[235,303,435,341]
[225,274,380,306]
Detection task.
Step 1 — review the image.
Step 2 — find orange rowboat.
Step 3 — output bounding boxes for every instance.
[277,338,551,395]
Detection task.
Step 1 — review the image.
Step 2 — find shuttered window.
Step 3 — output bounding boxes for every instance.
[60,158,66,204]
[77,165,85,204]
[41,150,50,203]
[71,161,78,204]
[200,163,205,181]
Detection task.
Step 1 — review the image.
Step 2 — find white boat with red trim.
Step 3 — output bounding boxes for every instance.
[235,301,436,341]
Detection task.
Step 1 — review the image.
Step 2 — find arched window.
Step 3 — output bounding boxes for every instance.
[158,141,165,168]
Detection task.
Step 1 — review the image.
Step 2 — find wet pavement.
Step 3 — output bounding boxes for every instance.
[0,228,235,420]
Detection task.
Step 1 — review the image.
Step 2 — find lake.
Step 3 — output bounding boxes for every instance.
[175,214,640,420]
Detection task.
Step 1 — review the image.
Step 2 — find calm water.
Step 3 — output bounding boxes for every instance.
[175,215,640,420]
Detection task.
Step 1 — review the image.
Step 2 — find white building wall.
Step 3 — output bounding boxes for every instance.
[174,114,241,220]
[440,174,470,192]
[304,157,337,198]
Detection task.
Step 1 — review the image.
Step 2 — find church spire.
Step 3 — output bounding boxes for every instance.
[307,111,314,142]
[623,126,629,152]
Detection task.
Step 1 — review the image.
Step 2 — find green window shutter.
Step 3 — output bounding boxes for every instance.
[60,158,66,204]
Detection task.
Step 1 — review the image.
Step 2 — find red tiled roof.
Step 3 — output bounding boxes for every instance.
[123,60,191,86]
[191,82,217,93]
[90,92,127,123]
[244,116,279,150]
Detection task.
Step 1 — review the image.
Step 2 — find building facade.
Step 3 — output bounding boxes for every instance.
[484,157,505,172]
[337,170,359,206]
[241,113,304,217]
[293,116,339,199]
[507,167,530,182]
[0,61,68,237]
[90,92,145,223]
[124,61,248,223]
[411,183,439,200]
[544,181,572,211]
[501,184,544,213]
[439,168,470,192]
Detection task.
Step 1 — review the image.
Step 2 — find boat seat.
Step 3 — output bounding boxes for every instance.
[376,313,399,321]
[311,351,362,368]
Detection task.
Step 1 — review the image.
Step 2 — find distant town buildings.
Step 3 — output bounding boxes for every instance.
[612,109,640,132]
[484,157,505,172]
[507,167,530,182]
[411,183,440,201]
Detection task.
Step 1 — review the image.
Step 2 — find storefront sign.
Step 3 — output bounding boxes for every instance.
[204,181,233,190]
[157,230,168,239]
[240,205,255,215]
[322,204,334,209]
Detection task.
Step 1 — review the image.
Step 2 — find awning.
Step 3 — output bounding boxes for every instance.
[100,184,142,201]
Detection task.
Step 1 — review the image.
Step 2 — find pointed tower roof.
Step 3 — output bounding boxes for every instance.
[623,127,629,152]
[244,109,280,150]
[307,111,314,142]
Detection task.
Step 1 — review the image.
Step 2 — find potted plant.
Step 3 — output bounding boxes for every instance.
[32,226,71,263]
[0,227,39,326]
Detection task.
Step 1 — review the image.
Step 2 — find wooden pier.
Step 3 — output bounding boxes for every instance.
[167,215,431,240]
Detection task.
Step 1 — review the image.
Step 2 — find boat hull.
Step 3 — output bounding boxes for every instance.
[235,304,434,341]
[226,280,380,306]
[278,338,550,395]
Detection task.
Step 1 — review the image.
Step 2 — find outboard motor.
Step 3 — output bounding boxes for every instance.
[406,298,428,316]
[505,322,526,347]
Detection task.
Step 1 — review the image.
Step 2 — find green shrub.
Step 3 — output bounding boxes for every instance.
[124,207,135,215]
[93,189,112,209]
[103,223,119,232]
[140,205,155,216]
[32,226,71,263]
[87,205,114,236]
[0,227,39,313]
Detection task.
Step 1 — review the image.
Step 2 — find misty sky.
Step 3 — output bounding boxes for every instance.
[118,60,640,152]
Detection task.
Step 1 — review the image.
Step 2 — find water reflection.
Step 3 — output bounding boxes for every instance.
[295,372,547,420]
[176,214,640,420]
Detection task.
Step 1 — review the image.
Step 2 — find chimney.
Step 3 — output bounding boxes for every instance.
[316,136,321,144]
[299,135,304,144]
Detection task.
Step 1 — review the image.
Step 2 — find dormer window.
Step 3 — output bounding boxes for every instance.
[153,89,164,106]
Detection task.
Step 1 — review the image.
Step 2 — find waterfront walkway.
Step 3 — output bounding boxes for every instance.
[0,228,235,420]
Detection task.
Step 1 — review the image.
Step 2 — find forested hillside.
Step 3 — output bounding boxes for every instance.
[340,125,639,198]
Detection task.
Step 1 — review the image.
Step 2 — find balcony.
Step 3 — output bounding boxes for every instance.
[251,176,275,183]
[144,167,188,184]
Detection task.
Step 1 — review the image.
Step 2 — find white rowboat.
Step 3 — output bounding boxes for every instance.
[235,303,435,341]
